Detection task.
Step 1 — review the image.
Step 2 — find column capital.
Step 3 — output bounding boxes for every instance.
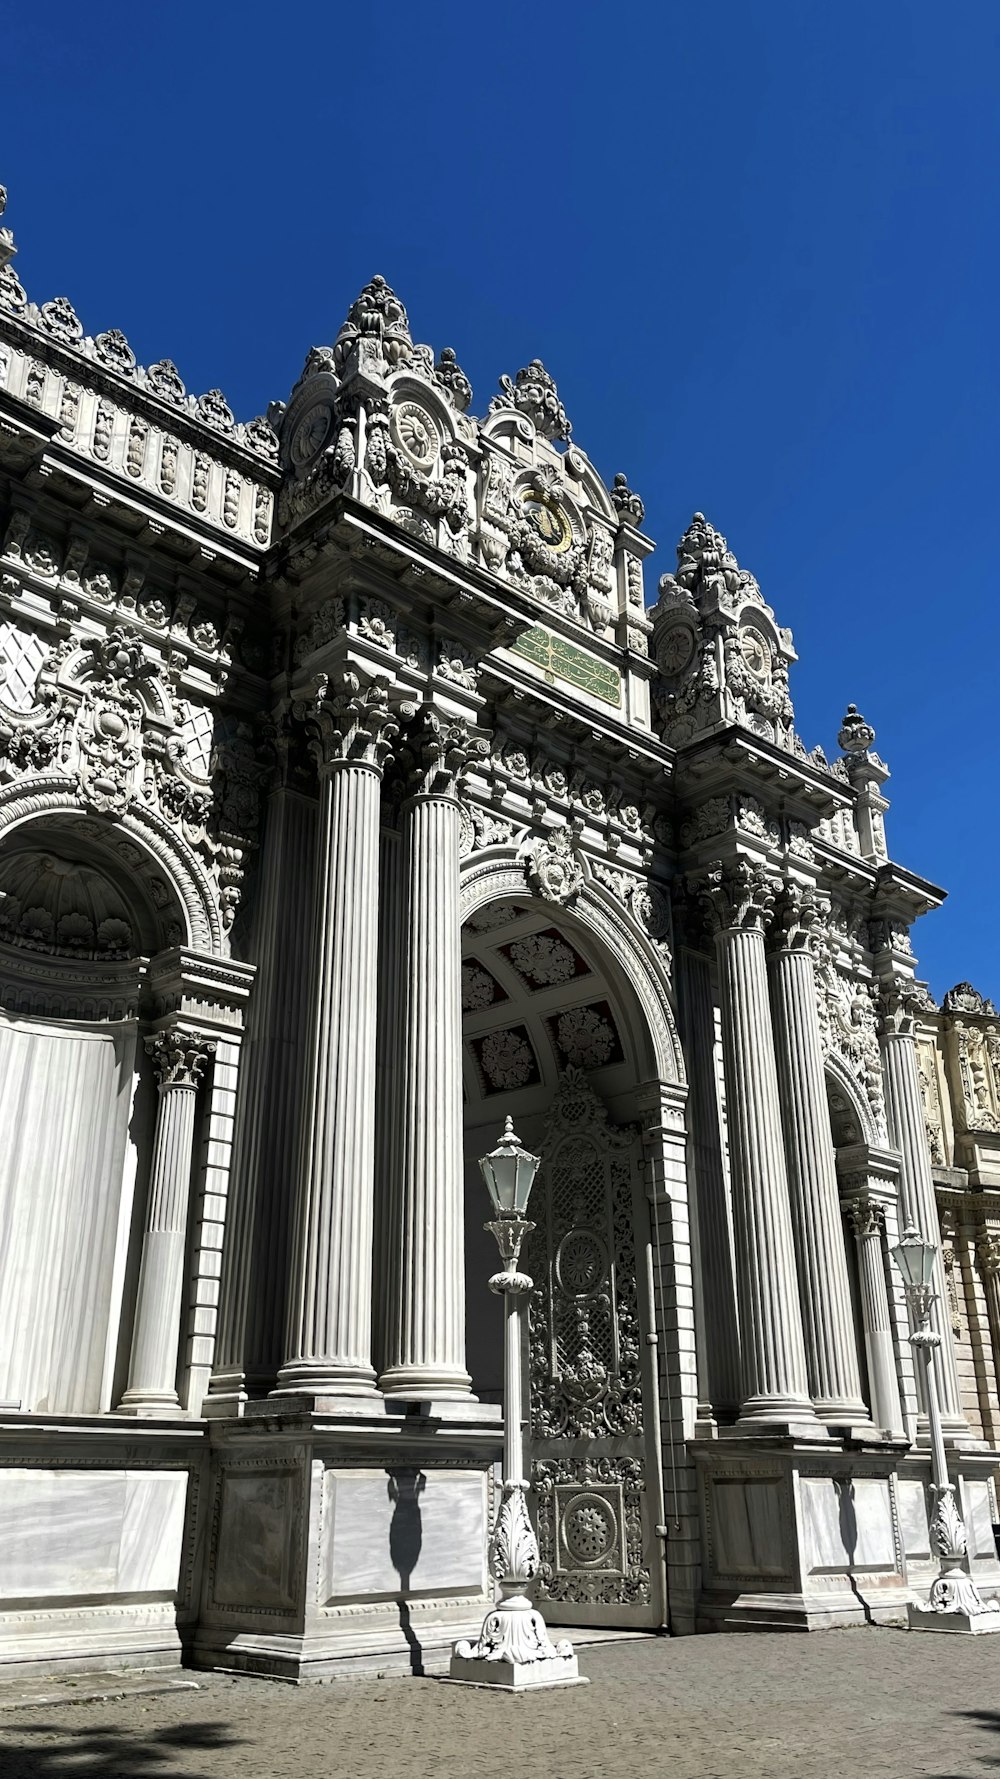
[293,671,398,775]
[145,1028,216,1091]
[977,1233,1000,1277]
[395,705,489,801]
[697,859,778,938]
[770,881,827,956]
[877,977,922,1039]
[844,1193,885,1241]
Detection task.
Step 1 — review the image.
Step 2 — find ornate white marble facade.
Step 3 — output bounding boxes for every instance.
[0,184,998,1679]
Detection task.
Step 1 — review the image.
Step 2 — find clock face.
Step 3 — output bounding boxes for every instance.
[289,404,332,469]
[739,626,771,680]
[521,491,573,553]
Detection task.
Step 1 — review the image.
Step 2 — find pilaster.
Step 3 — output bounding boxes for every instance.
[208,736,318,1410]
[879,983,966,1429]
[120,1029,216,1415]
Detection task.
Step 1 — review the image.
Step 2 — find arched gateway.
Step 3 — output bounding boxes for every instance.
[0,203,997,1681]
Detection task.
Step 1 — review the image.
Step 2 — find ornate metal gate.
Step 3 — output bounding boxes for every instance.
[526,1067,661,1627]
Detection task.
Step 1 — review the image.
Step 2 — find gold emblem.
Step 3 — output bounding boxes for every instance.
[521,490,573,553]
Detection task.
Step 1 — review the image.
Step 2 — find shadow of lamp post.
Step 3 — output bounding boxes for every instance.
[891,1224,1000,1633]
[449,1116,585,1690]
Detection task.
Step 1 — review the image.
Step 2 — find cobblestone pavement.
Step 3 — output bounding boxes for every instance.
[2,1630,1000,1779]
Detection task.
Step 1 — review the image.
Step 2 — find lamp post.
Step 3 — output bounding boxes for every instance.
[449,1117,583,1689]
[891,1225,1000,1631]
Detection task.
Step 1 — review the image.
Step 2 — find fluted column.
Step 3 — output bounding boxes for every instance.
[208,758,317,1407]
[274,677,397,1398]
[121,1031,216,1415]
[770,891,868,1421]
[700,863,817,1427]
[379,710,487,1398]
[880,987,964,1425]
[845,1196,905,1434]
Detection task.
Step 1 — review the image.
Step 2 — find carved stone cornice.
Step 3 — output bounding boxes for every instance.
[145,1028,216,1091]
[697,859,778,938]
[292,671,398,775]
[395,705,489,801]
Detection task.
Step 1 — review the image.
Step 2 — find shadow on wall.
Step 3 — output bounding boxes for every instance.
[835,1476,875,1627]
[389,1466,427,1676]
[0,1719,244,1778]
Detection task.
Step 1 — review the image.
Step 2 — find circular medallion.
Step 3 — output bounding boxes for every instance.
[657,624,696,677]
[391,401,438,471]
[556,1228,608,1297]
[739,626,771,680]
[520,490,573,553]
[289,404,332,470]
[561,1494,618,1566]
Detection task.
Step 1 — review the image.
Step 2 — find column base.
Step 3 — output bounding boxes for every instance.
[271,1360,379,1399]
[733,1396,826,1441]
[117,1389,183,1418]
[378,1366,473,1400]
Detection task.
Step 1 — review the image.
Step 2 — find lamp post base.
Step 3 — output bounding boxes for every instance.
[448,1593,585,1690]
[908,1601,1000,1635]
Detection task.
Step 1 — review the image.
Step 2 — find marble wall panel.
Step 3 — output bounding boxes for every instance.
[0,1467,187,1599]
[321,1467,487,1604]
[897,1477,931,1558]
[119,1471,189,1592]
[708,1477,788,1579]
[961,1476,998,1560]
[799,1476,896,1574]
[212,1468,299,1612]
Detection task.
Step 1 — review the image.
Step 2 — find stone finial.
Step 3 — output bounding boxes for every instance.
[433,347,472,413]
[332,273,413,373]
[943,982,998,1017]
[674,513,762,605]
[488,359,571,441]
[610,473,644,525]
[837,703,876,756]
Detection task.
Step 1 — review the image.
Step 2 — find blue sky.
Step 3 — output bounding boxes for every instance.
[4,2,998,999]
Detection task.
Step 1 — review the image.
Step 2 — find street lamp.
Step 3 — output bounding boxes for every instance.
[449,1118,584,1689]
[891,1226,1000,1630]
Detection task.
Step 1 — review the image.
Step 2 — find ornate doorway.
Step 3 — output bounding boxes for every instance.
[525,1068,662,1628]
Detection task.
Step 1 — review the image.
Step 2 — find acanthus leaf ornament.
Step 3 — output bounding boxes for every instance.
[698,859,777,935]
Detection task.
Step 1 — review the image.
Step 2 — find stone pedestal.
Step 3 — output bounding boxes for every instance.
[193,1401,503,1680]
[770,907,869,1424]
[380,711,484,1400]
[274,681,396,1401]
[693,1435,912,1630]
[701,864,818,1431]
[120,1031,215,1416]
